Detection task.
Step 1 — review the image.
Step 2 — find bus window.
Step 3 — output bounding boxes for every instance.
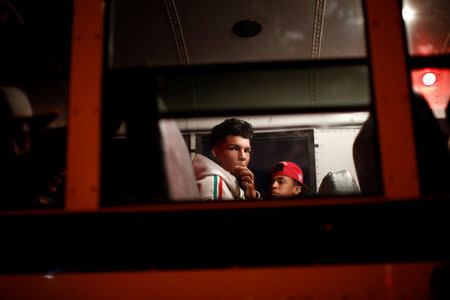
[0,1,72,210]
[402,0,449,56]
[156,65,370,113]
[101,0,382,205]
[107,0,366,67]
[171,112,375,201]
[403,0,450,194]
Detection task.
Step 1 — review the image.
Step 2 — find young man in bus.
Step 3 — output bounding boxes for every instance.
[192,118,260,201]
[270,161,309,199]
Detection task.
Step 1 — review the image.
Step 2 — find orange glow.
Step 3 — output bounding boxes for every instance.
[66,0,104,211]
[0,263,440,300]
[366,0,420,199]
[411,68,450,115]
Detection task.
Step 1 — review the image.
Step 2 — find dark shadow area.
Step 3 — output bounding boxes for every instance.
[352,111,383,195]
[0,0,72,80]
[0,199,449,274]
[101,71,168,206]
[431,263,450,300]
[411,92,450,194]
[0,87,66,210]
[353,92,449,195]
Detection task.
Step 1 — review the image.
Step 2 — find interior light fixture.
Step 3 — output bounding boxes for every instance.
[402,6,416,22]
[422,72,437,86]
[232,20,262,38]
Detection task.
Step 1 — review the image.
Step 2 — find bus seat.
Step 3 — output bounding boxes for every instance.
[159,119,199,201]
[353,92,450,195]
[352,114,383,195]
[318,169,360,196]
[410,92,449,194]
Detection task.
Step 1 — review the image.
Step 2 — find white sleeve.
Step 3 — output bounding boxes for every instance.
[196,176,215,201]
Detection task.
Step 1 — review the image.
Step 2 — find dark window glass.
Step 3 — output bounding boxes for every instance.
[157,65,370,114]
[0,1,72,210]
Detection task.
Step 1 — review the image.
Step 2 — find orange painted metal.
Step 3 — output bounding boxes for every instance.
[0,263,439,299]
[0,197,386,215]
[65,0,104,211]
[96,196,389,213]
[2,195,448,216]
[364,0,420,199]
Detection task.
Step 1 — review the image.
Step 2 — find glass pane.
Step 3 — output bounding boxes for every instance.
[0,1,72,210]
[101,77,167,206]
[158,65,370,114]
[108,0,366,68]
[403,0,450,56]
[160,112,382,201]
[320,0,366,58]
[100,111,383,205]
[410,68,450,194]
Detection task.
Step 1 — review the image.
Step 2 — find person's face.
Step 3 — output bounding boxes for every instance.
[212,135,251,177]
[13,122,31,157]
[271,176,301,199]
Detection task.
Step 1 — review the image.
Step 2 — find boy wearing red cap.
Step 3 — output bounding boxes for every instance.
[270,161,309,199]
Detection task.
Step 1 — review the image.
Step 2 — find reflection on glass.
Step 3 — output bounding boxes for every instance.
[0,86,67,210]
[0,0,71,210]
[158,65,370,114]
[403,0,450,56]
[320,0,366,58]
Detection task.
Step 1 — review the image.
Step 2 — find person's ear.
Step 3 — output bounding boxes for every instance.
[211,146,217,158]
[293,185,302,196]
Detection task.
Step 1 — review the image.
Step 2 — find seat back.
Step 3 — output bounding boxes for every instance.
[159,119,199,201]
[318,169,360,196]
[352,114,383,195]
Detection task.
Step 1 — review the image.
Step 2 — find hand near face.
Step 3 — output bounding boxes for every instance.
[235,165,257,199]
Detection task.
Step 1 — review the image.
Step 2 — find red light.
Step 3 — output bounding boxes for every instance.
[422,72,436,86]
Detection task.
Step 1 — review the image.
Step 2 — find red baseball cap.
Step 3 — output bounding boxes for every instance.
[271,161,310,190]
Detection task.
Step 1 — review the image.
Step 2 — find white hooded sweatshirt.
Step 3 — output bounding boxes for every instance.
[192,154,245,201]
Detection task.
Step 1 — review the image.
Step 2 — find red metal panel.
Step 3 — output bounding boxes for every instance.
[0,263,439,299]
[65,0,104,211]
[364,0,420,199]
